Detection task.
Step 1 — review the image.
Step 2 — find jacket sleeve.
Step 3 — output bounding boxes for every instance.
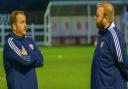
[111,35,128,68]
[30,38,44,67]
[4,38,36,67]
[108,31,128,80]
[115,40,128,80]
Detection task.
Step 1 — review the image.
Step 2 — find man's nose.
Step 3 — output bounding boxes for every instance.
[24,23,27,28]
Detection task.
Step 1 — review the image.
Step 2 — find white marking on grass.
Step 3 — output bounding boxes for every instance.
[58,55,62,59]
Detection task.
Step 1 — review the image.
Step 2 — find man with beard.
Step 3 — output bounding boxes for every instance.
[91,1,128,89]
[3,10,44,89]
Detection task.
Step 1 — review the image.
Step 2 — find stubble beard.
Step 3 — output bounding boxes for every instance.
[96,20,105,31]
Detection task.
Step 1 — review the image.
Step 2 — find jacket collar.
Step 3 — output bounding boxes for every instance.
[9,32,25,40]
[108,22,115,30]
[98,29,108,35]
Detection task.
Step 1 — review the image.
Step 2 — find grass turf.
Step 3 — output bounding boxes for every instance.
[0,46,94,89]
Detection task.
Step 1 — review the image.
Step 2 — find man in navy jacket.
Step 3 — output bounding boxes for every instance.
[3,11,44,89]
[91,1,128,89]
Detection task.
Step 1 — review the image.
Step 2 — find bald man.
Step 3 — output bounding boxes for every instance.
[91,1,128,89]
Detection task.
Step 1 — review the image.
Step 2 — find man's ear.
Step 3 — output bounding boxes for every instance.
[12,23,16,31]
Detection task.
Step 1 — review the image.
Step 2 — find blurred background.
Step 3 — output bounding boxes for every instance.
[0,0,127,46]
[0,0,128,89]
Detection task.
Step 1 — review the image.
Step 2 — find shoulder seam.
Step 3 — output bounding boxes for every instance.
[8,37,21,56]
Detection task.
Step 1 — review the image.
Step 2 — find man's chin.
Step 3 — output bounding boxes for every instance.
[96,25,105,30]
[23,32,26,36]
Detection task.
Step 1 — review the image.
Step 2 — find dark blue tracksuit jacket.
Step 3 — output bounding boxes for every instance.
[91,22,128,89]
[3,32,44,89]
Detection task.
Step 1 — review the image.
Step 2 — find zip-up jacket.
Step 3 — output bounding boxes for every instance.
[3,32,44,89]
[91,22,128,89]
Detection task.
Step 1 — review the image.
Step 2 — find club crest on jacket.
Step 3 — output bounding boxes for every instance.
[100,41,104,48]
[20,46,28,56]
[29,44,34,50]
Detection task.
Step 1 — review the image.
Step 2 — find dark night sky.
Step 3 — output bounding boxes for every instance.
[0,0,49,13]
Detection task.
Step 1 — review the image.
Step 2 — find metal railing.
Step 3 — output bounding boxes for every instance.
[0,24,51,46]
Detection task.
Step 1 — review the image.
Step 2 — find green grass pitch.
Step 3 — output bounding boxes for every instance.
[0,46,94,89]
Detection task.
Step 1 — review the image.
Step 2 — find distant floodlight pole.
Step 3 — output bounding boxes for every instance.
[44,14,47,45]
[48,10,52,46]
[87,5,91,44]
[31,23,35,41]
[1,25,5,45]
[124,4,128,44]
[44,2,52,46]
